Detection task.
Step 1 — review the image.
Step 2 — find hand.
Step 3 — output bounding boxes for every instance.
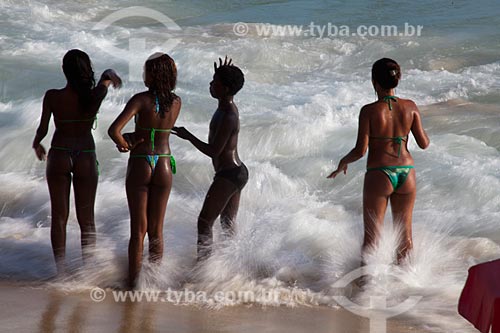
[214,55,233,72]
[33,144,46,161]
[171,126,191,140]
[116,144,129,153]
[123,132,144,150]
[117,132,144,152]
[327,160,348,179]
[102,69,122,89]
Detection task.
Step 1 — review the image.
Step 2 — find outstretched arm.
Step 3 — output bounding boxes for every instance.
[172,112,237,158]
[327,106,370,179]
[108,95,144,152]
[93,69,122,103]
[32,90,53,161]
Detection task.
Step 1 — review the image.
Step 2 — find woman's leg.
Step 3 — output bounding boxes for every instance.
[362,171,393,258]
[46,150,72,275]
[72,153,98,263]
[126,159,152,289]
[390,170,417,263]
[146,159,173,264]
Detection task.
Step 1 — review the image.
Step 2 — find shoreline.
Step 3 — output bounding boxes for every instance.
[0,280,433,333]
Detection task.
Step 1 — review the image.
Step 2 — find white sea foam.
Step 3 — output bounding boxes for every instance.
[0,1,499,332]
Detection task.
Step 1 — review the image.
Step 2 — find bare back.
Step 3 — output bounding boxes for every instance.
[364,98,428,168]
[208,106,241,172]
[130,92,181,155]
[48,86,107,150]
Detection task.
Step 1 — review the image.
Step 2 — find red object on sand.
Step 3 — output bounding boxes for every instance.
[458,259,500,333]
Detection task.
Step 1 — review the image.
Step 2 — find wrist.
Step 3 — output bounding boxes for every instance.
[119,139,130,150]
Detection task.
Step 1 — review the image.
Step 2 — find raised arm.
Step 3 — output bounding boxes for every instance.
[93,69,122,102]
[108,95,143,152]
[32,90,54,161]
[327,106,370,178]
[410,103,430,149]
[173,112,237,158]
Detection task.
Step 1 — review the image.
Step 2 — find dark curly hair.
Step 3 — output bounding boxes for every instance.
[372,58,401,90]
[145,53,177,116]
[215,65,244,96]
[62,49,96,108]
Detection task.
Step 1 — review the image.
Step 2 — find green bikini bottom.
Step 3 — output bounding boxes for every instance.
[130,154,176,174]
[366,165,414,191]
[50,146,99,175]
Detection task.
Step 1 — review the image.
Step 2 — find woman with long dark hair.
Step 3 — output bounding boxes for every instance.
[328,58,430,264]
[108,53,181,289]
[33,49,122,275]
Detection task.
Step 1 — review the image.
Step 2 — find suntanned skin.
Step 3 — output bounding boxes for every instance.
[173,57,244,261]
[328,80,429,263]
[33,69,122,275]
[108,69,181,289]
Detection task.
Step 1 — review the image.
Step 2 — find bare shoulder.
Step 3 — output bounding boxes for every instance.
[128,91,150,106]
[360,103,374,112]
[171,95,182,109]
[43,89,62,107]
[397,98,418,111]
[44,88,60,99]
[359,102,376,118]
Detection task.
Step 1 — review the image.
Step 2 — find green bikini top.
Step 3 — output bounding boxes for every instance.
[370,96,407,157]
[370,135,408,157]
[55,116,98,130]
[135,92,172,152]
[135,124,171,151]
[382,95,397,110]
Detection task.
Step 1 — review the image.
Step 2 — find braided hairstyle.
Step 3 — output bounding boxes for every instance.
[145,53,177,116]
[372,58,401,90]
[62,49,96,108]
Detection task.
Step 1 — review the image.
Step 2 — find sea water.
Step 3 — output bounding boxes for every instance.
[0,0,499,331]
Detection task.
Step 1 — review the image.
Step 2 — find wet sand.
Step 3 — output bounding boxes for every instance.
[0,281,435,333]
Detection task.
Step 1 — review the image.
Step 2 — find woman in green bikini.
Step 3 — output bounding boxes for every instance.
[328,58,430,263]
[32,49,122,275]
[108,53,181,289]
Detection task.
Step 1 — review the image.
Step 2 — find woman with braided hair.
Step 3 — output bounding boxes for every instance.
[33,49,122,275]
[108,53,181,289]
